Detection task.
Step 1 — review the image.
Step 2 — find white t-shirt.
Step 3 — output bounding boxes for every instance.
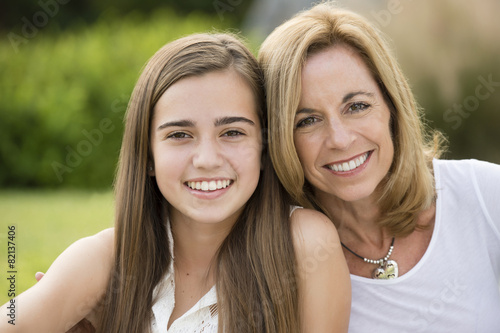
[150,223,218,333]
[348,159,500,332]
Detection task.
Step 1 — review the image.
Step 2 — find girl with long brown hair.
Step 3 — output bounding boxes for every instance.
[1,32,350,332]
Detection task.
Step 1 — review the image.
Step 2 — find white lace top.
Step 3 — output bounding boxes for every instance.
[150,223,218,333]
[150,207,302,332]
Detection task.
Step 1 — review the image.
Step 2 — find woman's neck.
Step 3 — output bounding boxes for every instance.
[317,192,390,248]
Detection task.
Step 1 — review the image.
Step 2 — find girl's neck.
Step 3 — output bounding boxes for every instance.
[169,213,234,273]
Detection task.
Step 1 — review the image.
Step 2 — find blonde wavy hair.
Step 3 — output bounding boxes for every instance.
[258,2,444,237]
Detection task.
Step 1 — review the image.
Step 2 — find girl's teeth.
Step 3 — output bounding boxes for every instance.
[187,180,232,191]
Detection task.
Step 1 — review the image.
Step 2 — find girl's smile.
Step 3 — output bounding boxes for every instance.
[150,69,262,226]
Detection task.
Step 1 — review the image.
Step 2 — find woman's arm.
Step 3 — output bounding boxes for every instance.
[291,208,351,333]
[0,228,114,333]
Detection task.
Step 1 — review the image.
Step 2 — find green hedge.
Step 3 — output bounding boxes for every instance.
[414,58,500,165]
[0,10,231,188]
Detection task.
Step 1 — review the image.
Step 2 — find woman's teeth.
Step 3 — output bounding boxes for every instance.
[187,180,232,191]
[328,152,369,172]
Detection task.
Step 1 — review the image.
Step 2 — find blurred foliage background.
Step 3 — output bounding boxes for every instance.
[0,0,499,301]
[1,0,499,190]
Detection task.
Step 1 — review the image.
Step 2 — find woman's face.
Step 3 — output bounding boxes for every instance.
[150,69,262,226]
[293,45,394,204]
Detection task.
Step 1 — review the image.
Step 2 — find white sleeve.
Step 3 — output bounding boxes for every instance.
[470,159,500,241]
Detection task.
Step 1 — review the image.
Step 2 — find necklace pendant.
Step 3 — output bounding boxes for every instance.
[372,260,398,279]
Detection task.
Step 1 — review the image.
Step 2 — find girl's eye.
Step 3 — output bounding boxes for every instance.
[347,102,370,114]
[296,116,318,128]
[166,132,190,139]
[222,130,244,137]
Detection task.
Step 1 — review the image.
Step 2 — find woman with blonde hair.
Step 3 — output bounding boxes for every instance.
[1,33,350,332]
[259,2,500,332]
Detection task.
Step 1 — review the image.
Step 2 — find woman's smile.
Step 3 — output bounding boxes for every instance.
[324,151,372,174]
[294,44,394,203]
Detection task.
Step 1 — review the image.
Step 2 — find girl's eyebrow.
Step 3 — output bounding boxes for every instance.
[157,116,255,131]
[157,120,195,131]
[214,116,255,126]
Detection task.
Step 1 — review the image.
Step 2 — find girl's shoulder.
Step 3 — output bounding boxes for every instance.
[1,228,115,332]
[288,208,351,332]
[289,208,341,254]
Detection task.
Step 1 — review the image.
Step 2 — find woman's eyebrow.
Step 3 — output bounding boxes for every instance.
[157,120,195,131]
[296,91,376,115]
[214,116,255,126]
[295,108,315,116]
[342,91,374,103]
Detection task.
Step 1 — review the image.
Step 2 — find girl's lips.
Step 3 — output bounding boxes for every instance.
[324,151,373,175]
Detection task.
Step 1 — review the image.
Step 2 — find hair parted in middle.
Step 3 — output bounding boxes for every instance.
[97,33,299,333]
[258,2,445,237]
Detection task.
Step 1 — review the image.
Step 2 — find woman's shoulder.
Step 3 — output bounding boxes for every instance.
[434,158,500,176]
[434,158,500,190]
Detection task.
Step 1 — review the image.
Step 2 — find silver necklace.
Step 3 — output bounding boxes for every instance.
[341,237,398,279]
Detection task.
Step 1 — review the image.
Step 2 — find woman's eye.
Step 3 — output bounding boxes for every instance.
[347,102,370,114]
[166,132,190,139]
[222,130,244,137]
[296,116,318,128]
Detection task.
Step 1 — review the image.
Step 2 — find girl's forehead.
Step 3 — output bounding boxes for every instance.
[152,70,260,126]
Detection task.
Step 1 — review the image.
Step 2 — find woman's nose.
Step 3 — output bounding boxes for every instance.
[324,120,353,150]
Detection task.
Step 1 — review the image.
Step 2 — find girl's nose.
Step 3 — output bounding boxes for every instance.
[192,138,224,170]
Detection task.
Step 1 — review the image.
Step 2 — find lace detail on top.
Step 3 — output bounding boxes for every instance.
[150,221,218,333]
[151,206,301,331]
[290,205,303,216]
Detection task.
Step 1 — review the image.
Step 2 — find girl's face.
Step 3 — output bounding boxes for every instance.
[150,69,262,227]
[293,45,394,204]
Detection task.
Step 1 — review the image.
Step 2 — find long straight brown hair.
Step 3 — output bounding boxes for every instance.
[96,33,299,333]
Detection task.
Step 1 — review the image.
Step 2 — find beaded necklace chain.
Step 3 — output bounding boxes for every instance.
[341,237,398,279]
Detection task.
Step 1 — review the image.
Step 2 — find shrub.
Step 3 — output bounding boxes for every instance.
[0,10,230,188]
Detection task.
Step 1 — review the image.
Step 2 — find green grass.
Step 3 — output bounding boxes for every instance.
[0,190,114,305]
